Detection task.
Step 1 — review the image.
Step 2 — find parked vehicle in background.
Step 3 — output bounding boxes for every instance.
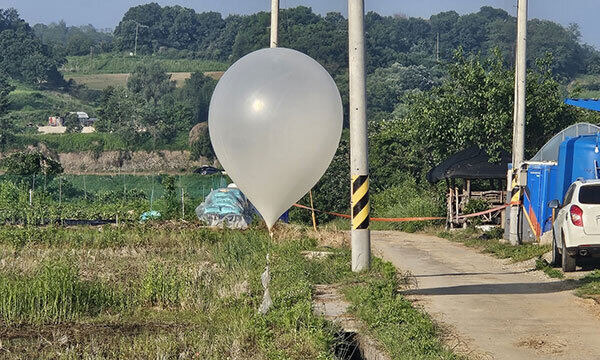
[193,166,222,175]
[550,179,600,272]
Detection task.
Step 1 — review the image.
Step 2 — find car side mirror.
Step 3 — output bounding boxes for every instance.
[548,199,560,209]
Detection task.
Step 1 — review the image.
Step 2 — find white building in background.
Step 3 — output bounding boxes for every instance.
[48,112,97,127]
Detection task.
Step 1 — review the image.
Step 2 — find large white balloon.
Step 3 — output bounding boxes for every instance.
[209,48,343,229]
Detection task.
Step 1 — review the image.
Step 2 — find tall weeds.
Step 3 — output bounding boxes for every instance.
[0,261,121,324]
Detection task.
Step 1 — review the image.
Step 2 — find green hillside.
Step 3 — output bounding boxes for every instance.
[61,53,228,75]
[3,83,97,131]
[568,75,600,99]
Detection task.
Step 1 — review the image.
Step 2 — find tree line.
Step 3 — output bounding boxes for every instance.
[24,4,599,82]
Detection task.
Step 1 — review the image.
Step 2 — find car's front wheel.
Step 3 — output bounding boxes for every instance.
[551,230,561,267]
[561,235,576,272]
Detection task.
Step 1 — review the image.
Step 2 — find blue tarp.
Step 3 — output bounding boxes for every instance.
[140,210,161,222]
[195,188,254,229]
[565,99,600,112]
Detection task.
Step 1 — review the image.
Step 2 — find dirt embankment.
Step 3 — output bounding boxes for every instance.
[2,144,215,174]
[57,150,213,173]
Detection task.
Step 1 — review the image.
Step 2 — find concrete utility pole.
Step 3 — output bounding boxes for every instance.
[348,0,371,272]
[509,0,528,245]
[270,0,279,48]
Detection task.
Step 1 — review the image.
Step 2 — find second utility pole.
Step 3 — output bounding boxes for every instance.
[349,0,371,272]
[509,0,528,245]
[270,0,279,48]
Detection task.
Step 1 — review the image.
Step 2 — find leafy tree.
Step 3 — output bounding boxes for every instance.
[127,62,175,105]
[96,86,145,147]
[0,73,15,150]
[527,20,585,79]
[97,86,140,133]
[366,63,443,114]
[139,100,178,147]
[33,22,112,56]
[65,33,94,56]
[177,72,216,125]
[279,9,348,75]
[162,99,195,133]
[0,9,65,86]
[100,65,186,148]
[373,50,578,181]
[114,4,225,55]
[62,112,81,133]
[1,152,63,176]
[0,72,13,116]
[189,122,214,161]
[231,12,270,60]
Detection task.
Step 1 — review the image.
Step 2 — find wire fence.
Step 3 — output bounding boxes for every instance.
[0,173,230,224]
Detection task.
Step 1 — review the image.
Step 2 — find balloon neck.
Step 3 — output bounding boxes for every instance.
[269,230,274,239]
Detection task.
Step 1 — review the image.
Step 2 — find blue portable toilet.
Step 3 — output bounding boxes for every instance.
[516,123,600,241]
[523,163,556,237]
[551,134,600,202]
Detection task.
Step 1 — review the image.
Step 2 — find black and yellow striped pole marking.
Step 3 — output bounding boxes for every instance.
[510,172,521,205]
[352,175,370,230]
[508,167,523,245]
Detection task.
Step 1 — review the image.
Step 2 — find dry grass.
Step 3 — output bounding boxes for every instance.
[267,222,349,248]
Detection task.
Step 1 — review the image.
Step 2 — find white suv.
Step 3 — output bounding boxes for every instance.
[550,179,600,272]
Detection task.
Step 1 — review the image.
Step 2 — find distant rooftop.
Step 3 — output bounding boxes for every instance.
[565,98,600,112]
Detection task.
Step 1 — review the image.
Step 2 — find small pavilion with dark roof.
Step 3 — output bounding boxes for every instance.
[427,146,510,228]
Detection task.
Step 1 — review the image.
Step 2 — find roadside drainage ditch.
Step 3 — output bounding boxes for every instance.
[312,284,390,360]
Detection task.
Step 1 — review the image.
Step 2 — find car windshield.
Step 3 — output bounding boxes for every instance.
[579,184,600,204]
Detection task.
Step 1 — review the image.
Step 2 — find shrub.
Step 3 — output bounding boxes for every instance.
[371,179,444,232]
[1,152,63,176]
[464,198,490,215]
[189,122,214,161]
[159,175,179,218]
[62,112,82,133]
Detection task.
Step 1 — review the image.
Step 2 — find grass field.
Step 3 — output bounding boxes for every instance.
[0,223,460,359]
[66,71,224,90]
[61,54,228,75]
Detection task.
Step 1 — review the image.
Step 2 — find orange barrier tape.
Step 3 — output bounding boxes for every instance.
[370,216,445,222]
[293,201,519,223]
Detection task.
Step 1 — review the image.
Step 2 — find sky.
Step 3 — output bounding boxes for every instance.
[1,0,599,48]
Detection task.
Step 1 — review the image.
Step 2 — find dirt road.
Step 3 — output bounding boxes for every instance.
[372,231,600,360]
